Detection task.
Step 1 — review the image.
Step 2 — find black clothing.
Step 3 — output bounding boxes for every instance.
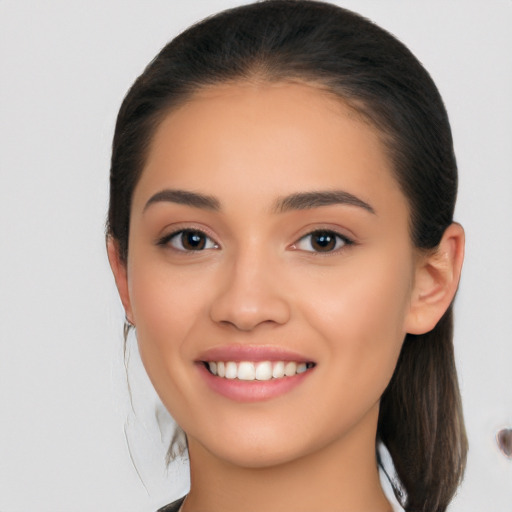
[157,496,186,512]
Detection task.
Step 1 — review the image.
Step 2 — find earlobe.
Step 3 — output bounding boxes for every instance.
[106,237,134,326]
[405,223,465,335]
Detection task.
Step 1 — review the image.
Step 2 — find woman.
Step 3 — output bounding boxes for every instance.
[107,1,467,511]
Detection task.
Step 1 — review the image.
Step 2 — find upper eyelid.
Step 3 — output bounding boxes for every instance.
[296,230,353,244]
[156,229,220,252]
[290,229,355,255]
[298,229,352,241]
[293,226,355,244]
[157,224,220,244]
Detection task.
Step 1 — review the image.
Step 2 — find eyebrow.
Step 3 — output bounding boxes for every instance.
[273,190,375,214]
[143,189,221,212]
[143,188,375,215]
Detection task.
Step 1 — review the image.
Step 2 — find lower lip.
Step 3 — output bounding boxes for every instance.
[197,363,313,402]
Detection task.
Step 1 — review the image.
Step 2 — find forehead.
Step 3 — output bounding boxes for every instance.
[135,81,405,215]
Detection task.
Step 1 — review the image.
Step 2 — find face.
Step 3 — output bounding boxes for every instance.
[115,82,422,468]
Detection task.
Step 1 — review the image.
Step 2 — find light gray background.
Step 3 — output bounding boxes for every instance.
[1,1,511,511]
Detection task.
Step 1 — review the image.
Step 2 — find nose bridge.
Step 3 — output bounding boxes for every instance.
[209,241,290,330]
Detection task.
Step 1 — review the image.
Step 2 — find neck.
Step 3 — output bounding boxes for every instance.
[182,404,392,512]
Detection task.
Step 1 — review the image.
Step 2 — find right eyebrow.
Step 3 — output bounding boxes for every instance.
[143,189,221,213]
[273,190,376,215]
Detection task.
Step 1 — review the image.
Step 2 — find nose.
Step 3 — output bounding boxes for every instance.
[209,250,291,331]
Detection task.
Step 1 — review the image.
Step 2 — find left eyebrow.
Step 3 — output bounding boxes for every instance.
[143,189,221,213]
[273,190,376,214]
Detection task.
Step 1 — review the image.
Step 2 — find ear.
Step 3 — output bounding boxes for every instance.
[404,223,465,335]
[106,236,134,325]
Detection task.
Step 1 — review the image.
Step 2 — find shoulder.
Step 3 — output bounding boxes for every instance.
[157,496,186,512]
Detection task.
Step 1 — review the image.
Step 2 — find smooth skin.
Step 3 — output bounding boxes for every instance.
[108,82,464,512]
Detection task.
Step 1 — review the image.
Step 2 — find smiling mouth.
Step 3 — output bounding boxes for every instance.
[203,360,316,381]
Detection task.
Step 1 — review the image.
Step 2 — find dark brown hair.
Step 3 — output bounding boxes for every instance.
[107,2,467,510]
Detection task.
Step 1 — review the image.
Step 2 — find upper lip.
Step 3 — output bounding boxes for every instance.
[197,344,314,363]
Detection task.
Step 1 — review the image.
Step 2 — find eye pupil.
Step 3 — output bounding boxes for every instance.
[182,231,206,250]
[311,231,336,252]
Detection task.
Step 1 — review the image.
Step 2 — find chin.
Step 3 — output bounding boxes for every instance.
[187,424,312,469]
[212,444,306,470]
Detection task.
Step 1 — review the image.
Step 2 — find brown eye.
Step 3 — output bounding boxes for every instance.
[311,231,336,251]
[166,230,218,251]
[294,230,351,253]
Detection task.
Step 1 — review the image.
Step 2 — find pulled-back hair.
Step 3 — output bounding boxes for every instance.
[107,2,467,510]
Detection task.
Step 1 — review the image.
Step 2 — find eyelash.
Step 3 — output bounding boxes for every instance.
[291,230,354,254]
[157,229,219,252]
[157,228,353,254]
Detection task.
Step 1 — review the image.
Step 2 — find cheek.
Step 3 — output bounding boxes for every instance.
[300,251,413,386]
[129,250,212,330]
[126,257,210,385]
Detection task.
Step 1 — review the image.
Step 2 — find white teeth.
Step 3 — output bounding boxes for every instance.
[205,360,313,380]
[284,361,297,376]
[225,361,238,379]
[296,362,307,374]
[237,361,256,380]
[272,361,285,378]
[255,361,272,381]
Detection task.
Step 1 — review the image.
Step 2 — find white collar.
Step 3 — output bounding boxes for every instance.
[378,443,405,512]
